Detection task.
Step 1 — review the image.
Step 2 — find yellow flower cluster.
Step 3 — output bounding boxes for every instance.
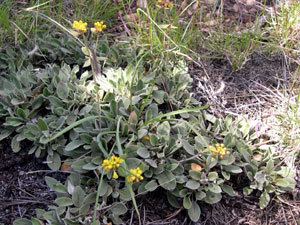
[157,0,174,9]
[91,21,107,33]
[72,20,88,33]
[101,156,144,183]
[72,20,107,34]
[127,167,144,183]
[209,143,229,159]
[102,155,124,173]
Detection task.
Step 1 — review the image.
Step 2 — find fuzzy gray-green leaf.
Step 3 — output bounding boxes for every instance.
[65,139,84,152]
[37,118,48,131]
[47,152,61,171]
[204,191,222,204]
[145,180,158,192]
[223,165,243,174]
[157,171,176,191]
[55,197,73,207]
[110,202,127,215]
[259,191,270,209]
[137,147,150,158]
[188,201,201,222]
[13,219,32,225]
[57,81,69,99]
[72,186,85,207]
[186,180,200,190]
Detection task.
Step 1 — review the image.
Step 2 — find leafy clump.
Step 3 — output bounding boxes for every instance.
[1,54,296,224]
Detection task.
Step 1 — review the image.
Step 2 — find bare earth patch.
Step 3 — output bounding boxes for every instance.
[0,142,64,224]
[192,53,298,116]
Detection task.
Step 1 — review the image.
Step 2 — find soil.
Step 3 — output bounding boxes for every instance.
[0,141,64,225]
[191,53,298,116]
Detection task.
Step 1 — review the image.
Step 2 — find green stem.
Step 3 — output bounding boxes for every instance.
[128,182,141,225]
[92,173,104,223]
[117,117,141,224]
[116,117,123,155]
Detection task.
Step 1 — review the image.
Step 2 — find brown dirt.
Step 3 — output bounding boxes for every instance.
[0,141,64,225]
[191,53,298,116]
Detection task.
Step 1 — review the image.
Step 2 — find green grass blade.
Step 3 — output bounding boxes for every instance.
[93,173,104,223]
[0,6,10,30]
[116,116,123,155]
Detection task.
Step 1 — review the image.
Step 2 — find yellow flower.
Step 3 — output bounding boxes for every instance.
[165,2,173,9]
[157,0,174,9]
[113,171,119,179]
[209,143,229,159]
[72,20,88,33]
[91,21,107,33]
[102,155,124,173]
[127,167,144,183]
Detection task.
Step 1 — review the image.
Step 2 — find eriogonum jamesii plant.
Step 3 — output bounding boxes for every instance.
[70,19,108,85]
[2,17,296,225]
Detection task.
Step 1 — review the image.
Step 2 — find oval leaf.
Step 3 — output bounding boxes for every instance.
[47,153,61,171]
[65,140,84,152]
[188,201,201,222]
[145,180,158,192]
[259,191,270,209]
[110,202,127,215]
[137,147,150,158]
[13,219,32,225]
[57,81,69,99]
[186,180,200,190]
[55,197,73,207]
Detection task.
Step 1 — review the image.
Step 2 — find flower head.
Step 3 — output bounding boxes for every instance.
[102,155,124,173]
[127,167,144,183]
[209,143,229,159]
[72,20,88,33]
[91,21,107,33]
[157,0,174,9]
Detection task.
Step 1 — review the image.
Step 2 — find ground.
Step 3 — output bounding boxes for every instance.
[0,142,65,225]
